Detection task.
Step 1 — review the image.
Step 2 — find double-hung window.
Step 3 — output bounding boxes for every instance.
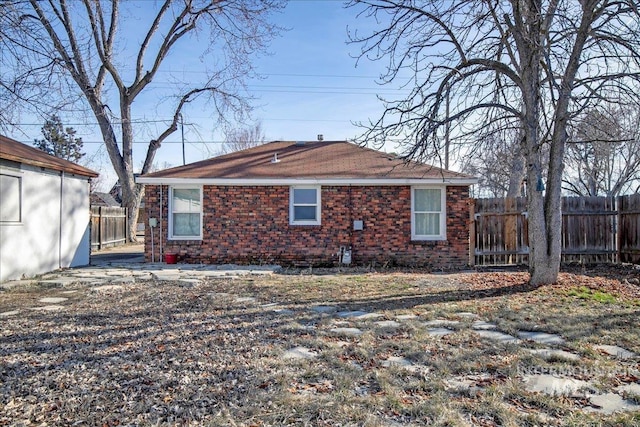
[411,187,446,240]
[169,186,202,239]
[290,186,321,225]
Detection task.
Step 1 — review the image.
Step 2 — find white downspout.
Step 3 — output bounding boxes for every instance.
[59,171,64,269]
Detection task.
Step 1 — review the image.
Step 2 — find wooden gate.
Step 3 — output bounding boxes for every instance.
[91,206,128,251]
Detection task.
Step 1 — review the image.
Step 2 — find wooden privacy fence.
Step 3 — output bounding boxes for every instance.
[472,194,640,266]
[90,206,128,251]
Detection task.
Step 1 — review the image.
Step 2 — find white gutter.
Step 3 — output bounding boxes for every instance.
[135,177,478,186]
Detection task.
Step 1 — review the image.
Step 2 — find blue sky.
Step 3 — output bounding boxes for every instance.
[15,1,410,190]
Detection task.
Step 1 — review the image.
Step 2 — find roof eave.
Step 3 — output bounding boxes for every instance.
[1,151,99,178]
[135,177,478,186]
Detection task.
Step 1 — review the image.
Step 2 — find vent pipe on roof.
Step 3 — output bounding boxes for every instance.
[271,153,280,163]
[317,134,323,141]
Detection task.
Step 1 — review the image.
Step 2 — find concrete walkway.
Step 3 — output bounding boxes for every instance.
[90,242,145,266]
[1,242,280,290]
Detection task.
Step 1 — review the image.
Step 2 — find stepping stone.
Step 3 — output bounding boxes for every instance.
[336,310,366,318]
[518,331,565,345]
[522,374,589,396]
[355,312,384,320]
[336,310,382,319]
[528,348,580,362]
[472,321,497,330]
[456,312,479,319]
[283,347,318,360]
[92,285,124,292]
[396,314,418,320]
[427,327,455,337]
[445,374,493,393]
[330,327,363,337]
[617,383,640,395]
[37,278,78,287]
[423,319,460,328]
[32,305,65,311]
[38,297,68,304]
[375,320,401,328]
[0,310,20,317]
[381,356,427,373]
[594,345,636,359]
[382,356,413,368]
[474,330,520,344]
[153,273,182,282]
[198,271,229,277]
[587,392,640,414]
[178,278,202,287]
[112,277,136,285]
[61,290,78,294]
[0,279,36,290]
[311,305,338,314]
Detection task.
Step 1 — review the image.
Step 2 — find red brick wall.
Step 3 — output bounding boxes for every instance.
[144,185,471,269]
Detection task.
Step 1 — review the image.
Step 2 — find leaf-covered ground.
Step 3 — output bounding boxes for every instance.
[1,265,639,426]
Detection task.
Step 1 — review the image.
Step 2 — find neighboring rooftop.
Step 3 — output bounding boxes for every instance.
[91,192,121,207]
[138,140,475,183]
[0,134,98,178]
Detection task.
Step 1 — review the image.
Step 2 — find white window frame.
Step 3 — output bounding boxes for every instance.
[0,173,22,224]
[289,186,321,225]
[411,186,446,241]
[168,185,203,240]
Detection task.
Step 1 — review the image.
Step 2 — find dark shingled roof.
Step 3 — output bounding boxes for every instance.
[140,140,473,181]
[0,134,98,178]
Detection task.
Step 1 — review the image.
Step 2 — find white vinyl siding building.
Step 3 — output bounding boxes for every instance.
[0,136,97,283]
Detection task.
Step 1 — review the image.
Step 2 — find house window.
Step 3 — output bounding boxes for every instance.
[169,186,202,239]
[290,186,321,225]
[0,174,21,223]
[412,187,446,240]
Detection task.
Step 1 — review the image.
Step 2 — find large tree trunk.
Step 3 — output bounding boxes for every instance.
[527,181,562,286]
[519,2,562,286]
[121,184,143,243]
[506,145,525,197]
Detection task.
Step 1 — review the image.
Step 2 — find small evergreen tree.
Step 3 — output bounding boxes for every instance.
[34,115,84,162]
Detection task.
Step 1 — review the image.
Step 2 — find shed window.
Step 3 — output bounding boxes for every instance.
[290,186,321,225]
[169,186,202,239]
[412,187,446,240]
[0,174,21,223]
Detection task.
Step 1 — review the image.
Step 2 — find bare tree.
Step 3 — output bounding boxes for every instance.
[564,106,640,197]
[0,0,284,241]
[219,121,267,154]
[348,0,640,285]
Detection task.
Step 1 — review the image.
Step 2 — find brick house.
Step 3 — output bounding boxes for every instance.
[136,140,476,269]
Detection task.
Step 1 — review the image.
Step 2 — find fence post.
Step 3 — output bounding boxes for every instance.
[98,206,103,251]
[617,195,622,264]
